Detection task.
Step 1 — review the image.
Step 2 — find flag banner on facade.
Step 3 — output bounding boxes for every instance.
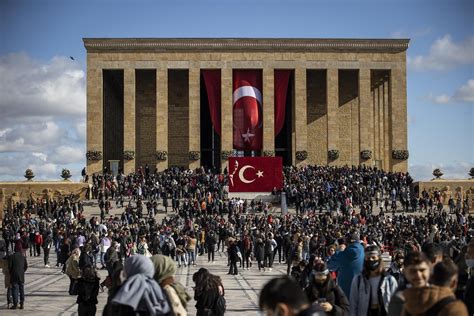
[274,69,292,136]
[228,157,283,192]
[202,69,221,135]
[233,70,263,150]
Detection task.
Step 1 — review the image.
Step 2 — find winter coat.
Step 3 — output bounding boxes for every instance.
[304,278,350,316]
[327,242,365,298]
[66,256,81,279]
[254,243,264,261]
[163,283,187,316]
[8,251,27,284]
[464,276,474,316]
[349,272,398,316]
[0,257,11,288]
[402,285,468,316]
[76,276,100,305]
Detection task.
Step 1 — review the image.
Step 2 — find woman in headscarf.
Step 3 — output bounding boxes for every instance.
[192,268,225,316]
[151,254,190,316]
[104,255,170,316]
[66,247,81,295]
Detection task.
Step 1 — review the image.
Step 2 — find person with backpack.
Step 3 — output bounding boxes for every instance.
[349,245,398,316]
[193,268,226,316]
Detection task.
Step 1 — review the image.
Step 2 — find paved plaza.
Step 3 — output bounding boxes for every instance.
[0,199,445,315]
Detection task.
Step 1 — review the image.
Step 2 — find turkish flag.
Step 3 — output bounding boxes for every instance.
[233,70,263,150]
[228,157,283,192]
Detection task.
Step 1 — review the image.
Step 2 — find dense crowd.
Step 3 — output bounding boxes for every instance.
[0,165,473,316]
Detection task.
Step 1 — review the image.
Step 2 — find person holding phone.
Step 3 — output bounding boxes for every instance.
[304,259,350,315]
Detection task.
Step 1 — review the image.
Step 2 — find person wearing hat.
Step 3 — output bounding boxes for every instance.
[304,259,349,315]
[349,245,398,316]
[327,231,365,298]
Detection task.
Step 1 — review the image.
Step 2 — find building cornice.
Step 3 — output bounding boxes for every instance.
[83,38,409,53]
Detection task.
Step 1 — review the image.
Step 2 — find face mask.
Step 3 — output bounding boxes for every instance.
[466,259,474,268]
[368,260,380,271]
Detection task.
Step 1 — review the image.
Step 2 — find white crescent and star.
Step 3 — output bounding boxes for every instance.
[238,165,264,184]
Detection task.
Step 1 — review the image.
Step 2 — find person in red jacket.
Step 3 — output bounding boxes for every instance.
[34,232,43,257]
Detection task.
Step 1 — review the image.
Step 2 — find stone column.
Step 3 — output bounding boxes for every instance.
[327,68,339,165]
[263,67,275,155]
[156,67,168,171]
[294,68,307,166]
[86,67,103,175]
[123,68,136,174]
[359,68,373,166]
[221,68,233,171]
[383,79,390,171]
[189,66,201,169]
[390,66,408,172]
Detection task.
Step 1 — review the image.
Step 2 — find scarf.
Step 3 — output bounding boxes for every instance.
[151,254,191,308]
[112,255,170,315]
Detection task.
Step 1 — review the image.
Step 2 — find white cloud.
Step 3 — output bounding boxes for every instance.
[390,27,431,39]
[0,53,86,123]
[453,79,474,103]
[427,79,474,105]
[408,35,474,71]
[0,52,86,180]
[50,146,84,164]
[409,162,472,181]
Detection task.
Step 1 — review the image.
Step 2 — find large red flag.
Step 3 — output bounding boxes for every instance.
[228,157,283,192]
[233,70,263,151]
[202,70,221,135]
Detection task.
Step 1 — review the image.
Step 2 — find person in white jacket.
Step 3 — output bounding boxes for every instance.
[350,245,398,316]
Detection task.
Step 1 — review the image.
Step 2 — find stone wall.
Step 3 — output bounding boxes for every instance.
[85,41,408,172]
[414,179,474,211]
[0,181,89,221]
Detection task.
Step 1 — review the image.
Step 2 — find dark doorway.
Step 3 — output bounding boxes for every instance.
[275,70,293,166]
[135,69,157,170]
[103,69,124,172]
[200,73,221,170]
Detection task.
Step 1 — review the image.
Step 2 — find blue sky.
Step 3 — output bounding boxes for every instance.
[0,0,473,181]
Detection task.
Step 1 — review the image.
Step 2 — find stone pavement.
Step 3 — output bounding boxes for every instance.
[0,199,428,315]
[0,245,287,315]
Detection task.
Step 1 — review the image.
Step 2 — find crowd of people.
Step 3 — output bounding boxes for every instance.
[0,164,472,315]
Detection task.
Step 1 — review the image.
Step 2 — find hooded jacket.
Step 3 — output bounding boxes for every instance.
[402,285,468,316]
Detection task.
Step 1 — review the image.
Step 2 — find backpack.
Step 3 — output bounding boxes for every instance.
[212,293,226,316]
[425,296,456,316]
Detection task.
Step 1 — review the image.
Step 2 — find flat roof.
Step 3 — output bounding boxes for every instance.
[83,38,409,53]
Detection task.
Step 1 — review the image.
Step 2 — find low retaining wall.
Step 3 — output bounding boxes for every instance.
[0,181,89,220]
[414,179,474,211]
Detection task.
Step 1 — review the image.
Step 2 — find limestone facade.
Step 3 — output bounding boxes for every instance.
[84,38,409,174]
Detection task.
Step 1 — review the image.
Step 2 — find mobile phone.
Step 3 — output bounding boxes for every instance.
[318,298,327,303]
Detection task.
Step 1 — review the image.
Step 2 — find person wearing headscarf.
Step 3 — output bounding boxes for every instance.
[104,254,170,316]
[151,254,189,316]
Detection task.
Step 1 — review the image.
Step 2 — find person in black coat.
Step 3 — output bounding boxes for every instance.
[76,265,100,316]
[227,238,239,275]
[193,268,225,316]
[303,260,350,316]
[8,246,28,310]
